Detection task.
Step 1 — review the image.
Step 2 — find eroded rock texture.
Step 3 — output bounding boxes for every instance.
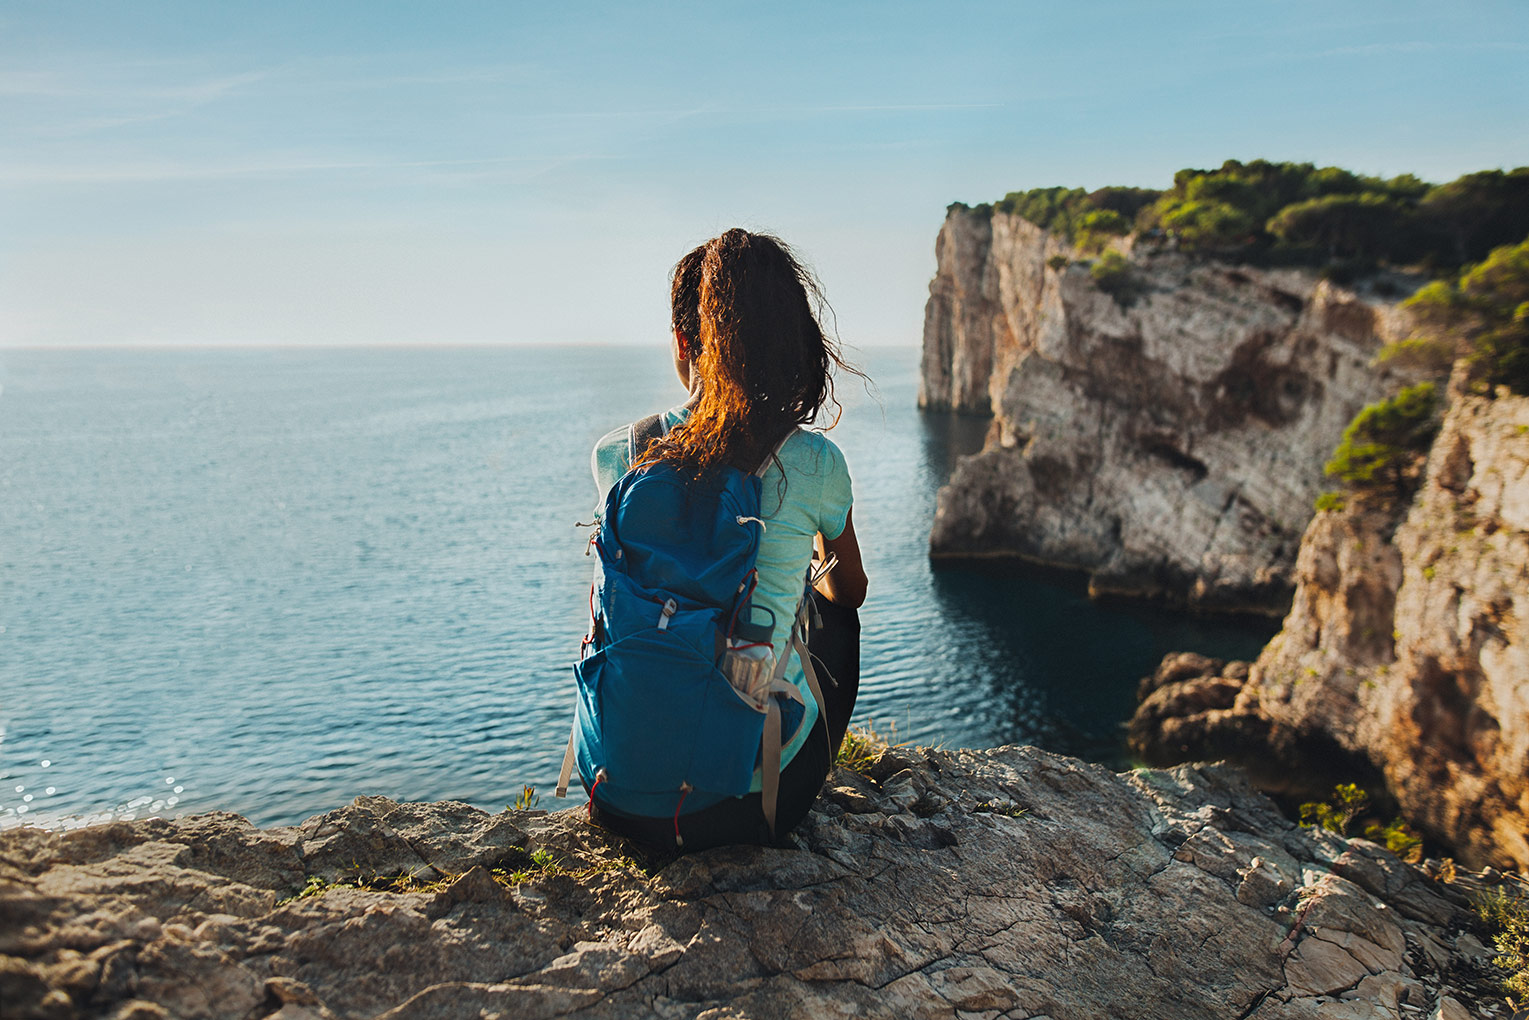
[2,747,1512,1019]
[1131,392,1529,871]
[921,206,1417,613]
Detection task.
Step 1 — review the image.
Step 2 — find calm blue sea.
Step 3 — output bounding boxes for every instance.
[0,346,1274,829]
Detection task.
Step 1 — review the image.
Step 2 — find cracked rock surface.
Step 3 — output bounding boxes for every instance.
[0,747,1509,1019]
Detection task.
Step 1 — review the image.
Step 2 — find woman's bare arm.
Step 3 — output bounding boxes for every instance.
[813,508,867,609]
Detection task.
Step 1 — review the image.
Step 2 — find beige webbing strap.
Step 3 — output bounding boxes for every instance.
[792,633,829,720]
[768,676,805,706]
[756,586,823,838]
[554,719,578,798]
[761,699,782,837]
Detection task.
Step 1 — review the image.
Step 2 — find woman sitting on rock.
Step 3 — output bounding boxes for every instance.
[582,228,868,850]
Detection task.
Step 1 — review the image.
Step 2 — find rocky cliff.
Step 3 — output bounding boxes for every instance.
[922,206,1418,613]
[1,747,1516,1020]
[1131,389,1529,871]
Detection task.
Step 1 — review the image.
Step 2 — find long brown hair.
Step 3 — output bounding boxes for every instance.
[648,229,858,476]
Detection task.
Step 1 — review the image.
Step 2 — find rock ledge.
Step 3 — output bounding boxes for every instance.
[1,746,1513,1019]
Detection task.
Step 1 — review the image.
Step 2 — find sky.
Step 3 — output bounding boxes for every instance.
[2,0,1527,348]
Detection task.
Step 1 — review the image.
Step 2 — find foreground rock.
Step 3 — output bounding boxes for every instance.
[921,206,1419,613]
[1131,390,1529,871]
[2,746,1515,1019]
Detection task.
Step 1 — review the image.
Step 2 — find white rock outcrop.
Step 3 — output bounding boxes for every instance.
[922,206,1418,613]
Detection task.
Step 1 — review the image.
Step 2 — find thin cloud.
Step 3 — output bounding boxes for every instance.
[1291,39,1528,61]
[0,67,270,102]
[1316,41,1435,57]
[810,102,1002,113]
[0,152,618,185]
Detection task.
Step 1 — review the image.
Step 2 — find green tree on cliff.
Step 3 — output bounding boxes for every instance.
[1158,199,1256,250]
[1073,209,1130,253]
[1402,237,1529,394]
[995,186,1088,236]
[1266,193,1412,262]
[1324,382,1441,500]
[1417,168,1529,267]
[983,160,1528,275]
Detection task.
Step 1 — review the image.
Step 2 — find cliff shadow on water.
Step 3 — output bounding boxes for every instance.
[923,557,1277,770]
[915,406,991,484]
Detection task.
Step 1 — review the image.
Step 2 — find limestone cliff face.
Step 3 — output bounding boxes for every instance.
[922,205,1416,613]
[1132,390,1529,870]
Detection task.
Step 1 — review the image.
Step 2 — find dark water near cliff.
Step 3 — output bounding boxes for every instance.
[0,346,1275,829]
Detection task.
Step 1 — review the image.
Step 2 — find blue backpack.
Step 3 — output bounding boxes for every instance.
[554,414,829,842]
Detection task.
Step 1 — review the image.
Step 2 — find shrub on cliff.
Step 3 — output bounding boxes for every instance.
[1324,382,1441,500]
[1144,160,1364,252]
[994,186,1161,248]
[1158,199,1257,250]
[1475,886,1529,1001]
[1418,168,1529,267]
[1402,237,1529,395]
[995,186,1088,236]
[1090,250,1143,307]
[1073,209,1130,253]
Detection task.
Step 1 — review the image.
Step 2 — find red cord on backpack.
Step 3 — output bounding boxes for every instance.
[580,582,598,657]
[673,783,691,848]
[587,769,606,820]
[725,569,759,638]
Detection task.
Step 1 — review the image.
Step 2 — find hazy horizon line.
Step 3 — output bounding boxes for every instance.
[0,339,919,351]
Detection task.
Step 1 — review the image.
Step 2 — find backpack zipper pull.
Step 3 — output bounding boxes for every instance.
[577,515,602,556]
[656,598,678,630]
[735,515,767,532]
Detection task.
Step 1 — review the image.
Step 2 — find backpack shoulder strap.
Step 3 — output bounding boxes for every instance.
[753,427,798,478]
[629,413,666,466]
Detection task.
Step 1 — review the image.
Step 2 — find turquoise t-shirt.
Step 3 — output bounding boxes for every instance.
[590,407,854,783]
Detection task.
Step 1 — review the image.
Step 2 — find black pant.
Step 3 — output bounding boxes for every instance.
[590,591,860,851]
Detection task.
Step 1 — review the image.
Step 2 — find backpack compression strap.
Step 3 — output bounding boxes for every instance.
[757,586,832,838]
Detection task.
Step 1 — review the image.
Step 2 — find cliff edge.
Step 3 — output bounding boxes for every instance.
[2,746,1515,1019]
[1131,388,1529,872]
[922,205,1418,614]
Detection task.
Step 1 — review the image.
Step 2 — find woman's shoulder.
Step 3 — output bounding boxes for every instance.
[591,407,692,492]
[780,428,848,478]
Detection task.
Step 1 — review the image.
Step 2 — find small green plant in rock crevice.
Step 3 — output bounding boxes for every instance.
[507,785,540,812]
[1314,490,1347,513]
[972,799,1028,818]
[1299,782,1425,865]
[1299,782,1371,835]
[1473,885,1529,1002]
[1363,818,1424,863]
[279,868,451,904]
[497,846,565,885]
[835,720,899,777]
